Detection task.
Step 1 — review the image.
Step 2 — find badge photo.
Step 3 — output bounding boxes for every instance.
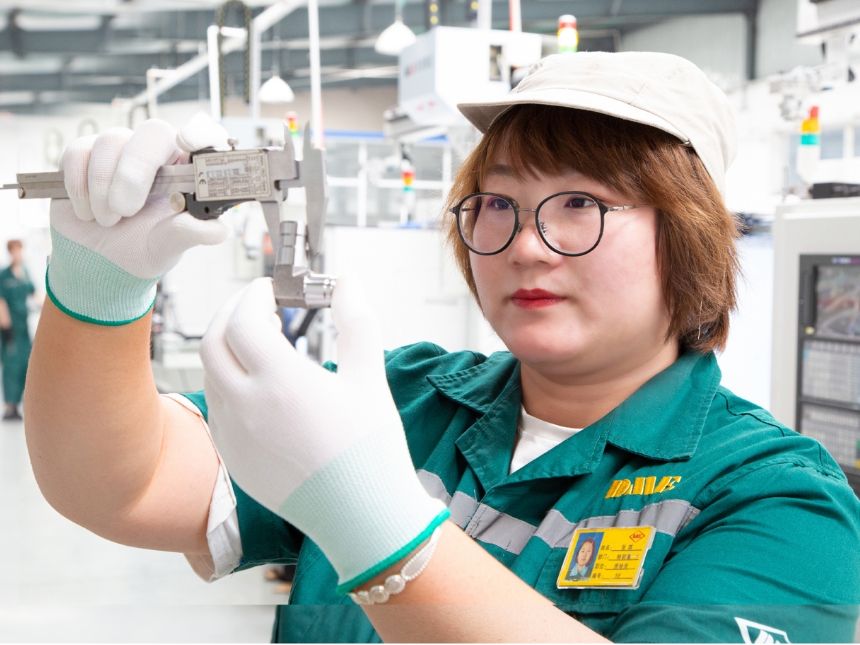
[557,526,655,590]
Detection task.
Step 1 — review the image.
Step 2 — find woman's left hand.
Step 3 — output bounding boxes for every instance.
[200,277,448,591]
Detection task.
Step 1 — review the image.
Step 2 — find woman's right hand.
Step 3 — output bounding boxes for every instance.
[47,113,232,325]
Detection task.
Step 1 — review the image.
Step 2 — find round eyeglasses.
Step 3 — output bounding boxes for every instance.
[451,191,640,257]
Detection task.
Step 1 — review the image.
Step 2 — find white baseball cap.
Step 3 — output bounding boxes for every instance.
[457,51,737,195]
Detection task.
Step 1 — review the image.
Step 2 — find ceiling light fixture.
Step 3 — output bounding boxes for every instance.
[259,75,295,103]
[375,0,416,56]
[259,20,295,104]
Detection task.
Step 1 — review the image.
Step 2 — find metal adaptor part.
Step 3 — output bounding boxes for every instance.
[273,271,336,309]
[273,221,336,308]
[302,274,337,308]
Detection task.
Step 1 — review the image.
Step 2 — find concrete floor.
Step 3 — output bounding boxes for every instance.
[0,416,285,642]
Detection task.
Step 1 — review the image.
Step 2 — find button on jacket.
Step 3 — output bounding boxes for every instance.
[183,342,860,643]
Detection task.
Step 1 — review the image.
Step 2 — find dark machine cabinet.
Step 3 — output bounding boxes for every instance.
[796,254,860,494]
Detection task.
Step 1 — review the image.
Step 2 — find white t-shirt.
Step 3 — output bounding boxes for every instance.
[187,399,580,580]
[509,407,582,473]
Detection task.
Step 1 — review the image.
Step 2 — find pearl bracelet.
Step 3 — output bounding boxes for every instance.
[348,527,442,605]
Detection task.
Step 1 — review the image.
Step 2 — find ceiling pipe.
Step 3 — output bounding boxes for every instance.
[123,0,303,116]
[145,67,172,118]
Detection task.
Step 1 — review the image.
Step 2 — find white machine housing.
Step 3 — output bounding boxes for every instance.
[770,196,860,426]
[797,0,860,41]
[795,0,860,93]
[398,26,543,127]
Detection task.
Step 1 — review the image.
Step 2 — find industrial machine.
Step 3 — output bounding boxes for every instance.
[385,26,542,143]
[771,196,860,493]
[795,253,860,486]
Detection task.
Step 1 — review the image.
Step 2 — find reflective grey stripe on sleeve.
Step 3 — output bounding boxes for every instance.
[416,470,479,528]
[535,500,701,549]
[463,503,537,554]
[450,492,480,528]
[416,469,700,555]
[417,469,451,504]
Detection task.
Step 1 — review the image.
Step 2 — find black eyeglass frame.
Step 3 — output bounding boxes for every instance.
[451,190,640,257]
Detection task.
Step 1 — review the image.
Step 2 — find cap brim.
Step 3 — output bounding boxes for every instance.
[457,88,690,146]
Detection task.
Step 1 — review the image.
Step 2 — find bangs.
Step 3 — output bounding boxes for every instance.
[477,105,678,201]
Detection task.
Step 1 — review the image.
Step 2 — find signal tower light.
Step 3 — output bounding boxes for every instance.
[558,14,579,54]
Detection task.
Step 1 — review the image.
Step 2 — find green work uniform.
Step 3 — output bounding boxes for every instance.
[183,343,860,643]
[0,266,34,405]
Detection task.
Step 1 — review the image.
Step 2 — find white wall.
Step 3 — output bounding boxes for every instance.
[257,85,397,132]
[321,227,472,357]
[724,79,794,216]
[619,14,748,89]
[756,0,823,78]
[717,233,775,409]
[618,1,825,84]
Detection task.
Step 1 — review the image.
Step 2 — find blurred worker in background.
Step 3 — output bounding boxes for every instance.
[22,54,860,643]
[0,240,35,421]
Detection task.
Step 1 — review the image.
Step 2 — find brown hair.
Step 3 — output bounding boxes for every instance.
[6,240,22,253]
[444,105,741,353]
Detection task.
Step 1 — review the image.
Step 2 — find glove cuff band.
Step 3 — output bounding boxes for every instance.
[277,430,449,593]
[47,230,157,326]
[337,508,449,594]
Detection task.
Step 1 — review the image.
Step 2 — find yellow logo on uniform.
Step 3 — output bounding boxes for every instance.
[605,475,681,499]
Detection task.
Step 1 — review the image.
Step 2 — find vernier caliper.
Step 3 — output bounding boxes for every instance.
[0,125,335,309]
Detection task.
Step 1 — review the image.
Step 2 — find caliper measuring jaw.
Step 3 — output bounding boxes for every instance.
[182,125,335,309]
[274,125,335,310]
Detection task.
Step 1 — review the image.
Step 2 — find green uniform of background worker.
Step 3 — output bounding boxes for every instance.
[0,239,35,420]
[22,52,860,644]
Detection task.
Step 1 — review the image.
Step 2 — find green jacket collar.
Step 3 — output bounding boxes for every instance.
[427,351,519,416]
[427,350,720,467]
[602,351,720,461]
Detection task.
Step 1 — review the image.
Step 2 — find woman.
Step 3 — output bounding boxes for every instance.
[25,52,859,643]
[0,239,35,420]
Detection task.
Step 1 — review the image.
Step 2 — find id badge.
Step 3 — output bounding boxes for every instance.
[556,526,654,590]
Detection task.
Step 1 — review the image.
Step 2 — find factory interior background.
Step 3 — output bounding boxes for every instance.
[0,0,859,641]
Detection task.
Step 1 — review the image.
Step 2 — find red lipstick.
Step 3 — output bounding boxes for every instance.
[511,289,565,309]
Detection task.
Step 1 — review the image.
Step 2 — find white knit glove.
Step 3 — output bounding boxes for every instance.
[48,114,231,325]
[201,278,449,593]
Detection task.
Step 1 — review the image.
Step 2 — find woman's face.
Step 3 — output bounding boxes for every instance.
[469,161,672,379]
[576,541,594,567]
